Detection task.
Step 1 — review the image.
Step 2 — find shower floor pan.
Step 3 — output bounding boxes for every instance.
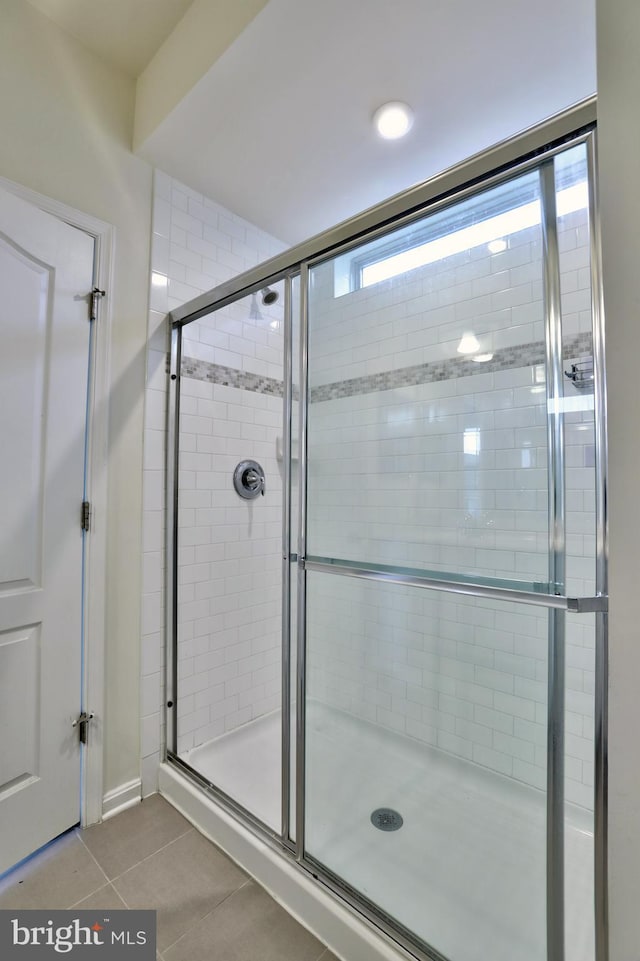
[179,705,593,961]
[183,710,283,830]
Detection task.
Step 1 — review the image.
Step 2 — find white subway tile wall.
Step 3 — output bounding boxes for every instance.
[305,204,595,810]
[141,169,286,794]
[176,362,284,755]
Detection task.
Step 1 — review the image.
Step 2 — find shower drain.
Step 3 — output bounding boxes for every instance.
[370,808,403,831]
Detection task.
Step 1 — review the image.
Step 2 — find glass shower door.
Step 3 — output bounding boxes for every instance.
[172,283,286,833]
[301,150,597,961]
[165,124,603,961]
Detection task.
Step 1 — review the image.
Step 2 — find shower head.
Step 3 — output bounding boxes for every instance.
[261,286,279,306]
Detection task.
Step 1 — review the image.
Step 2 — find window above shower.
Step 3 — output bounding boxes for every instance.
[334,149,589,296]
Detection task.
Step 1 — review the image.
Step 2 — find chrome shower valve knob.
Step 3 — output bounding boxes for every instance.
[233,460,265,499]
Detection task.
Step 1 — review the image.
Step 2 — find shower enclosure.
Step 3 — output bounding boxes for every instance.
[165,100,606,961]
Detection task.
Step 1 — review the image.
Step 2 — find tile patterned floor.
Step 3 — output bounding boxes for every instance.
[0,795,339,961]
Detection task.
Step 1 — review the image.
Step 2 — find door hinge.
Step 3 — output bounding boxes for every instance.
[90,286,105,322]
[72,711,94,745]
[81,500,91,532]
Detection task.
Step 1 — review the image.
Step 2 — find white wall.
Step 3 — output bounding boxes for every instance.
[0,0,152,801]
[596,2,640,958]
[142,170,285,792]
[134,0,269,149]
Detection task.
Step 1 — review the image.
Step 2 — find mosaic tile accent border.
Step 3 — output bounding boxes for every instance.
[181,332,593,403]
[181,356,284,397]
[309,333,593,402]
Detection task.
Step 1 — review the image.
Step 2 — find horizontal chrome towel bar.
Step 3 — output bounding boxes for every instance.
[303,558,608,613]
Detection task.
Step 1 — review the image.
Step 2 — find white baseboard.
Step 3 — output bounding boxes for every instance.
[102,778,142,821]
[158,763,408,961]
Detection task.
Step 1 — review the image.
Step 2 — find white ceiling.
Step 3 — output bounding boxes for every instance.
[29,0,596,245]
[26,0,194,77]
[139,0,596,245]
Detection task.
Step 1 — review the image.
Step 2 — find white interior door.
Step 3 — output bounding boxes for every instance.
[0,186,94,874]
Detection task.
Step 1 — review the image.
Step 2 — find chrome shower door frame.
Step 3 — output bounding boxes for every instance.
[540,159,567,961]
[165,97,608,961]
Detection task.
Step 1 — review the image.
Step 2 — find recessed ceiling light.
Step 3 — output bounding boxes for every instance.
[373,101,414,140]
[488,239,507,254]
[457,332,480,355]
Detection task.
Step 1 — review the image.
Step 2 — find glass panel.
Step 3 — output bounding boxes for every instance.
[304,572,549,961]
[175,284,285,831]
[554,147,596,961]
[554,144,596,598]
[289,556,298,843]
[565,611,595,961]
[307,169,551,590]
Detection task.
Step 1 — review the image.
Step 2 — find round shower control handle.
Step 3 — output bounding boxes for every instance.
[245,469,261,488]
[233,460,265,499]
